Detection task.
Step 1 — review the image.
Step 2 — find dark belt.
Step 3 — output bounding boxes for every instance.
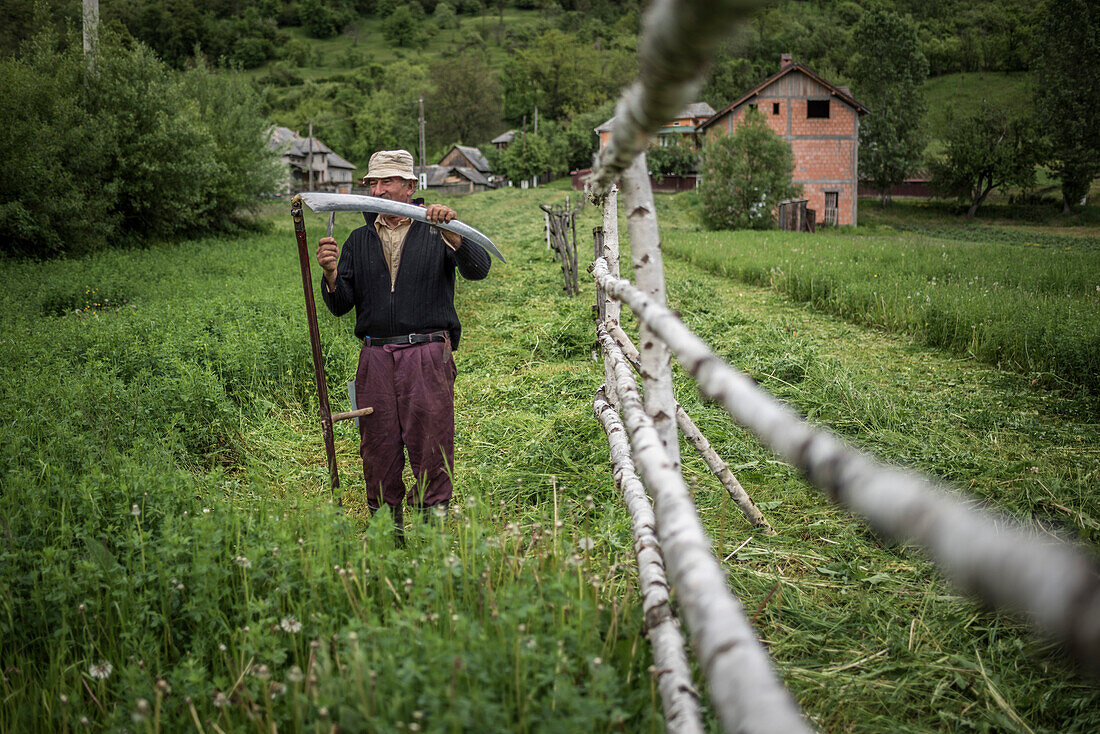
[364,332,447,347]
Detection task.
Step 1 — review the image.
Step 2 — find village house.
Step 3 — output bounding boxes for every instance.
[491,130,516,150]
[699,54,868,226]
[269,126,357,193]
[595,102,716,151]
[415,144,498,195]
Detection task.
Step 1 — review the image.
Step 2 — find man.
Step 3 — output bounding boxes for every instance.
[316,149,491,535]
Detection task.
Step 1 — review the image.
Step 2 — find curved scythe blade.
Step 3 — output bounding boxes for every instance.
[299,192,505,263]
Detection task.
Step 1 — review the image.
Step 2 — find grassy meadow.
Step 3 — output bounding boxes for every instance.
[2,182,1099,731]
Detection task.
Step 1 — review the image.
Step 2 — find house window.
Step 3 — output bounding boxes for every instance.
[748,103,757,112]
[807,99,830,118]
[772,102,780,115]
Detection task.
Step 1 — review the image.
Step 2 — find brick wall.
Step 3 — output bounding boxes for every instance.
[703,79,861,225]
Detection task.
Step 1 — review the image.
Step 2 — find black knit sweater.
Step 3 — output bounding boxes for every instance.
[320,211,491,349]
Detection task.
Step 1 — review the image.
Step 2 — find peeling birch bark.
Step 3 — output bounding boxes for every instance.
[587,0,772,199]
[608,322,775,535]
[601,187,622,407]
[622,155,680,470]
[594,388,704,734]
[597,322,813,734]
[593,257,1100,669]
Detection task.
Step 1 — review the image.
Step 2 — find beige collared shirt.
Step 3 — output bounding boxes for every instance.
[373,214,462,291]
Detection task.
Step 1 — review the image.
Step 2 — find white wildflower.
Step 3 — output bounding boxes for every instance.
[279,616,302,633]
[88,660,113,680]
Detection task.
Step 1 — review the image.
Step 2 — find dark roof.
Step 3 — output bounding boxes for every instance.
[453,145,491,172]
[595,102,716,134]
[453,167,490,185]
[491,130,516,144]
[699,63,869,131]
[327,152,356,170]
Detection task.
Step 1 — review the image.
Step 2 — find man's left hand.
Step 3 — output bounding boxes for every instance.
[424,204,462,250]
[424,204,457,224]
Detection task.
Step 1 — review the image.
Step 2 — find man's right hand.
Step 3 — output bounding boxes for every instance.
[316,236,339,290]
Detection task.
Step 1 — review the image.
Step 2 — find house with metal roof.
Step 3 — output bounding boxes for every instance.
[491,130,517,150]
[698,54,869,226]
[269,126,357,193]
[438,144,492,174]
[595,102,716,151]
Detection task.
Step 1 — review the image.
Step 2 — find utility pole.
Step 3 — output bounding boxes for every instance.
[308,120,314,191]
[418,96,427,172]
[82,0,99,66]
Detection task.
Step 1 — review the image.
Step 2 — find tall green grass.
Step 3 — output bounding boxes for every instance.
[662,222,1100,392]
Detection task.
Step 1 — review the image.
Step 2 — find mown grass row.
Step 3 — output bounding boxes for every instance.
[2,183,1099,731]
[658,196,1100,393]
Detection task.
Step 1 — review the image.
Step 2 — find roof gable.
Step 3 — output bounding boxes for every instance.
[699,63,869,130]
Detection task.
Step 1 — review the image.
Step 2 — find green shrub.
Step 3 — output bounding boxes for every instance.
[0,30,280,257]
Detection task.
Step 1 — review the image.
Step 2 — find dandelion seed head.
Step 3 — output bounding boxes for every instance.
[218,644,227,653]
[252,664,270,680]
[269,682,287,698]
[279,615,302,633]
[59,694,69,704]
[88,660,113,680]
[287,666,304,683]
[451,613,459,622]
[212,691,230,708]
[156,678,171,694]
[577,537,595,551]
[131,504,141,517]
[234,555,251,568]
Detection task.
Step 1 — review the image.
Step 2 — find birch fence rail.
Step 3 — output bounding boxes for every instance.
[578,0,1100,732]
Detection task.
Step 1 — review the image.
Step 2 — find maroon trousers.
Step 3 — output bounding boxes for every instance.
[355,338,456,511]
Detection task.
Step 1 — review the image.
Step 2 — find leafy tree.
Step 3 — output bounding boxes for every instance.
[929,104,1041,218]
[550,100,615,173]
[300,0,348,39]
[646,145,700,180]
[698,109,799,230]
[500,29,631,122]
[427,51,502,145]
[434,2,459,30]
[383,5,425,47]
[0,29,279,257]
[1032,0,1100,211]
[499,132,550,182]
[849,8,928,205]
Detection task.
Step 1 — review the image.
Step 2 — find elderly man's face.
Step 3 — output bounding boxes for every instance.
[368,176,416,203]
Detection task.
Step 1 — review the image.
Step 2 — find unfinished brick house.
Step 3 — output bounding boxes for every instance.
[699,54,869,226]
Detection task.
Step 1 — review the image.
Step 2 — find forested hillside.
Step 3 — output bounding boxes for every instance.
[4,0,1042,169]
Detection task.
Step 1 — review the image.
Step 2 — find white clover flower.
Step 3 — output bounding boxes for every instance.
[88,660,113,680]
[279,616,302,633]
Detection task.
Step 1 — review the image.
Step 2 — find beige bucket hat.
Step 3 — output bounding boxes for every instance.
[364,149,417,181]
